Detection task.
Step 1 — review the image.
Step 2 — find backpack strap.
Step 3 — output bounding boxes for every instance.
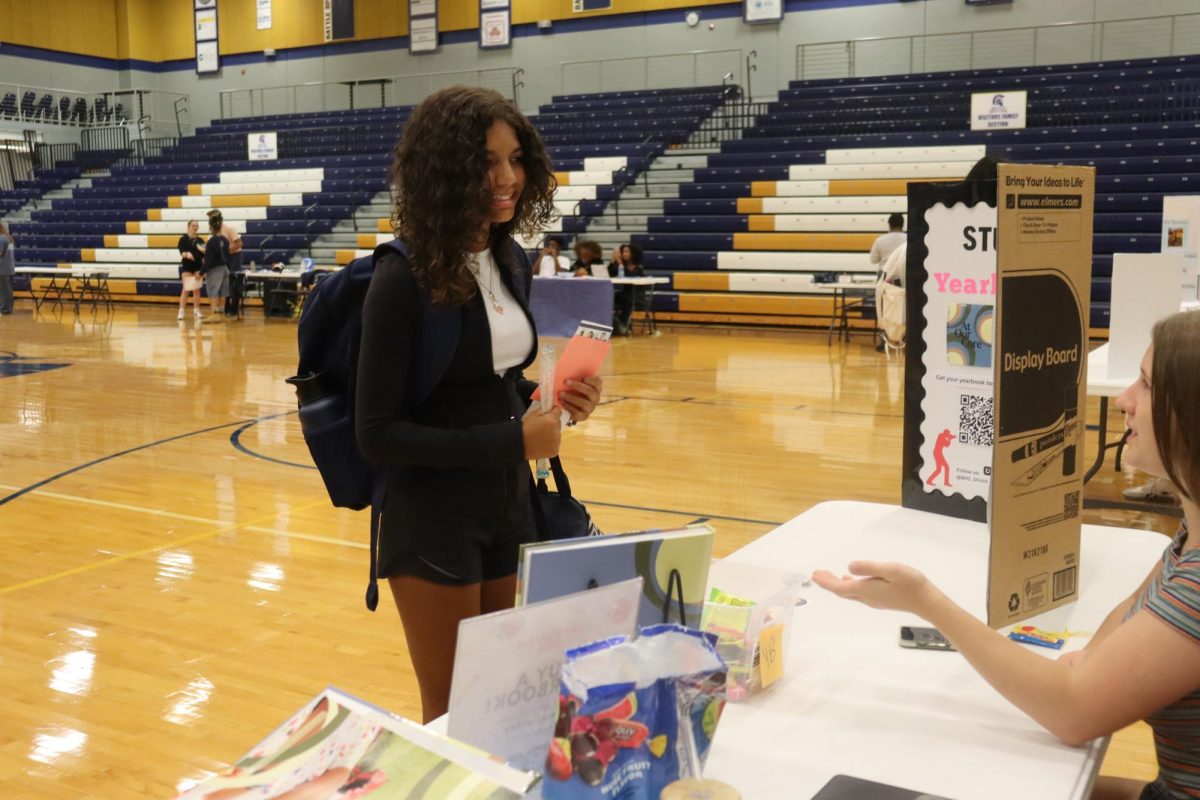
[364,239,462,611]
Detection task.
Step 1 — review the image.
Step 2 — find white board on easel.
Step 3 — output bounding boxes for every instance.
[1108,253,1184,379]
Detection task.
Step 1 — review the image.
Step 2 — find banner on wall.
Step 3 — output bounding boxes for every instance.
[744,0,783,23]
[256,0,272,30]
[480,8,510,48]
[970,90,1027,130]
[194,8,218,41]
[1160,196,1200,303]
[987,163,1094,626]
[901,180,997,524]
[195,40,219,74]
[410,15,438,53]
[247,132,279,161]
[323,0,355,42]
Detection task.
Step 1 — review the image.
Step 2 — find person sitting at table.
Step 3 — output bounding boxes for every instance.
[177,220,205,321]
[0,223,14,316]
[536,236,571,277]
[571,240,604,277]
[869,213,906,280]
[815,309,1200,800]
[607,243,646,336]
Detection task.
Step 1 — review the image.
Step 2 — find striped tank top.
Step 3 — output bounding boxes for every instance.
[1128,521,1200,798]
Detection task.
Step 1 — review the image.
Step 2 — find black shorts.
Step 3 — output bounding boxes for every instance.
[380,464,536,585]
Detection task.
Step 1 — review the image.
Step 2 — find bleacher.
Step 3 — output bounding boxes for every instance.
[636,54,1200,331]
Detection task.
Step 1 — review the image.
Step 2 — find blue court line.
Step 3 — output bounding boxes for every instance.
[229,414,315,470]
[0,417,265,507]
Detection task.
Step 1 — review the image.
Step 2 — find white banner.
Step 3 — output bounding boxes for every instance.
[918,203,997,502]
[411,15,438,52]
[194,8,218,41]
[970,90,1027,130]
[480,10,510,47]
[411,0,436,14]
[196,40,219,73]
[247,132,278,161]
[745,0,783,23]
[256,0,271,29]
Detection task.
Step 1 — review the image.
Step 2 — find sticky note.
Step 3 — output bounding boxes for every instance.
[759,624,784,687]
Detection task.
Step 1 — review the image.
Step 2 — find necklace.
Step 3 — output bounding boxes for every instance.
[470,256,504,315]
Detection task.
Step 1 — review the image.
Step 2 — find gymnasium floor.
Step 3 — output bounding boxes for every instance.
[0,302,1169,798]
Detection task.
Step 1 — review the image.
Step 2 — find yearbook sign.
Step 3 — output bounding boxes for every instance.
[987,163,1094,626]
[902,181,997,523]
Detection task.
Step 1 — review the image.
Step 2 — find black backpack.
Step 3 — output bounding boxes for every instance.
[286,239,460,610]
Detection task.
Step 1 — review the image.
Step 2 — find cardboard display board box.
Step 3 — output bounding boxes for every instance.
[988,163,1094,626]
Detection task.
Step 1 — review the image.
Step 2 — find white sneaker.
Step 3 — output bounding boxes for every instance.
[194,309,203,319]
[177,308,185,320]
[1122,476,1177,502]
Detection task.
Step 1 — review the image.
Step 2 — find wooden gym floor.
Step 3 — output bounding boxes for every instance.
[0,301,1170,798]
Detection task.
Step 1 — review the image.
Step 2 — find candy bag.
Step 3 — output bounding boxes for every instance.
[543,624,727,800]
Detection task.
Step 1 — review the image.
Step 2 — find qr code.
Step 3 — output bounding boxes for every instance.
[1064,491,1080,520]
[958,394,993,446]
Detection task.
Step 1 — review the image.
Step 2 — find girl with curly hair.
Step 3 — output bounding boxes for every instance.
[355,86,603,722]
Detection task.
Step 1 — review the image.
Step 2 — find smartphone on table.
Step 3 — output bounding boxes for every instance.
[899,625,956,651]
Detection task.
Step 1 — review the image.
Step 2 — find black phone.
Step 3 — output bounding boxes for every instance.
[899,625,956,651]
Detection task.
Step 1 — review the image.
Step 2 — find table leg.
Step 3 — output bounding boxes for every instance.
[827,288,840,346]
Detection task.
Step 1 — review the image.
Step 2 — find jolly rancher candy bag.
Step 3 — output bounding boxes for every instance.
[543,624,727,800]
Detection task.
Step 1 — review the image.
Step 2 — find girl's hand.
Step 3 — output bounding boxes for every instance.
[812,561,939,616]
[522,407,562,460]
[557,376,603,423]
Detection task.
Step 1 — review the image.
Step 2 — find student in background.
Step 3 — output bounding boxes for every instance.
[177,220,205,321]
[869,213,906,278]
[816,310,1200,800]
[571,239,604,277]
[536,236,571,277]
[202,214,231,323]
[0,223,14,315]
[208,209,243,317]
[608,243,646,336]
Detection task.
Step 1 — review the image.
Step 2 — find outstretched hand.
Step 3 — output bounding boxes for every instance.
[812,561,939,617]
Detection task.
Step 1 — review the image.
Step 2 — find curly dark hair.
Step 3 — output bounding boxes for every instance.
[389,86,557,307]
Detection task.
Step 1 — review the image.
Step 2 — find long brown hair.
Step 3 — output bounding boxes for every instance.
[389,86,557,306]
[1151,311,1200,501]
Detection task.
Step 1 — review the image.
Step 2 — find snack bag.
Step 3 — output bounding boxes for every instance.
[543,625,726,800]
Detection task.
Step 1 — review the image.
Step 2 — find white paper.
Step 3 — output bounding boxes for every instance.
[744,0,782,22]
[411,0,436,15]
[919,203,997,502]
[447,578,642,772]
[1109,254,1184,379]
[970,90,1027,131]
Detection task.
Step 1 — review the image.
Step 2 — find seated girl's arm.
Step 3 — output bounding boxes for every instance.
[815,561,1200,746]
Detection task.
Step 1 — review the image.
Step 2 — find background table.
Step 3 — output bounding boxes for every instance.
[703,501,1166,800]
[16,266,112,314]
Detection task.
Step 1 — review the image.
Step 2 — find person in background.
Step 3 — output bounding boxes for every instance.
[869,213,906,279]
[177,220,205,321]
[0,223,14,315]
[536,236,571,277]
[571,239,604,277]
[607,243,646,336]
[202,214,231,323]
[207,209,243,317]
[816,310,1200,800]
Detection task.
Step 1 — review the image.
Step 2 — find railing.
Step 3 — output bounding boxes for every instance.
[218,67,521,119]
[0,138,33,193]
[690,88,769,146]
[796,12,1200,81]
[34,143,79,170]
[561,49,743,97]
[0,83,190,133]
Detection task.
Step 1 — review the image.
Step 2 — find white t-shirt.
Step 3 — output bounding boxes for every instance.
[537,253,570,277]
[869,231,906,267]
[470,248,535,375]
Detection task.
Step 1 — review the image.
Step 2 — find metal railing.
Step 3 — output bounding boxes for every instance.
[34,143,79,170]
[0,83,190,134]
[796,12,1200,81]
[218,67,521,119]
[561,49,744,96]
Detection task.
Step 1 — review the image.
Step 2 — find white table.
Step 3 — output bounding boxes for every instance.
[15,266,112,314]
[702,501,1165,800]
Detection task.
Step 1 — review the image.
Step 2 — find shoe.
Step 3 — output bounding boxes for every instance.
[194,310,203,319]
[1122,477,1177,502]
[177,308,185,320]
